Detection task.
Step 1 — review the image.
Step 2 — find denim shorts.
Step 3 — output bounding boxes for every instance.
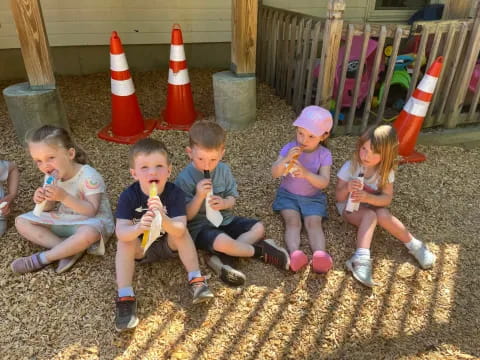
[273,187,328,218]
[195,216,259,254]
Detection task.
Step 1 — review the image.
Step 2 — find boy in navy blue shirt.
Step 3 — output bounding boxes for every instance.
[114,138,213,332]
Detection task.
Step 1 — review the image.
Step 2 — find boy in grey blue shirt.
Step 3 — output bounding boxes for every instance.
[175,120,289,286]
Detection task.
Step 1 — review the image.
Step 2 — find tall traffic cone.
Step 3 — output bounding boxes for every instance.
[98,31,156,144]
[393,56,443,163]
[158,24,199,130]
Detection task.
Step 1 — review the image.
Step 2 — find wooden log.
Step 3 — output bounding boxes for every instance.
[231,0,258,76]
[9,0,55,89]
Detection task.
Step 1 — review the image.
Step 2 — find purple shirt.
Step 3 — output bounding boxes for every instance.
[279,141,332,197]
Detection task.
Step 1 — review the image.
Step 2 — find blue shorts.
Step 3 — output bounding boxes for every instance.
[273,187,328,218]
[195,216,259,254]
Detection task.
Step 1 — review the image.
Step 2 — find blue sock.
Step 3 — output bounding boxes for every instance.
[188,270,202,282]
[118,286,135,298]
[38,252,50,265]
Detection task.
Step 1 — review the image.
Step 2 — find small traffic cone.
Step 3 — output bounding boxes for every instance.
[98,31,156,144]
[158,24,200,130]
[393,56,443,163]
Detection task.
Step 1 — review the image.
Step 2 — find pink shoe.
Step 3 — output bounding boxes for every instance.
[312,250,333,273]
[290,250,308,272]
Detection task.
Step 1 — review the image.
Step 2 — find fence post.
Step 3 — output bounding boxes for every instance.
[316,0,345,108]
[445,6,480,128]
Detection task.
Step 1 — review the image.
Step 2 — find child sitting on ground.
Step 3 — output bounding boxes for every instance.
[0,158,19,237]
[12,125,114,274]
[271,106,334,273]
[335,125,436,287]
[114,138,213,332]
[175,120,290,286]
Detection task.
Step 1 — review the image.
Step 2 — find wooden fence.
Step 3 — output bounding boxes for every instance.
[257,1,480,135]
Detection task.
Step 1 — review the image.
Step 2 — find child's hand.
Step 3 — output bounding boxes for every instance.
[290,160,308,178]
[138,210,154,231]
[43,185,67,202]
[350,190,368,203]
[286,146,303,161]
[0,195,13,215]
[147,196,162,212]
[196,178,212,199]
[347,179,364,192]
[208,195,225,211]
[33,187,46,204]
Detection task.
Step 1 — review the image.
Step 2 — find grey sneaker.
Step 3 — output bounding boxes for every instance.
[409,243,436,269]
[115,296,139,332]
[11,253,46,274]
[207,254,246,286]
[189,277,214,304]
[55,251,84,274]
[346,256,375,287]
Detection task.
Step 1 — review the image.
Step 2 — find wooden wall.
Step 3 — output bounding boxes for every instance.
[0,0,231,49]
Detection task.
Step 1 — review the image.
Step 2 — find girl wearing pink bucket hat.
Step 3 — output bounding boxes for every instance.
[271,106,333,273]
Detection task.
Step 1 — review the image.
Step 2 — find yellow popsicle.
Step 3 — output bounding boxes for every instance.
[141,182,158,249]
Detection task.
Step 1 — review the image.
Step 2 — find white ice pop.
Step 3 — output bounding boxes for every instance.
[33,171,58,217]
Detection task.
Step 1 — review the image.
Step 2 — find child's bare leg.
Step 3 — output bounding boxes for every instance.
[43,225,100,262]
[280,209,302,254]
[167,232,200,273]
[116,240,138,289]
[213,233,255,257]
[236,222,265,245]
[343,207,377,249]
[304,215,326,252]
[375,208,411,243]
[15,217,62,249]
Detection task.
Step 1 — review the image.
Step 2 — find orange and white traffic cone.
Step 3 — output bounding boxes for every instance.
[98,31,156,144]
[158,24,199,130]
[393,56,443,163]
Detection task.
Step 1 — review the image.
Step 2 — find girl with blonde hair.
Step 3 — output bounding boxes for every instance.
[335,125,435,287]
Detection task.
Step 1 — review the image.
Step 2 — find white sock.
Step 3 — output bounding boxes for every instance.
[354,248,370,260]
[405,237,422,251]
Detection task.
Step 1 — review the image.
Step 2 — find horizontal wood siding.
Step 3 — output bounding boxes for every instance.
[0,0,231,49]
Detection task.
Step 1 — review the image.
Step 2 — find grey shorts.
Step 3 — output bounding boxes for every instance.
[137,234,178,264]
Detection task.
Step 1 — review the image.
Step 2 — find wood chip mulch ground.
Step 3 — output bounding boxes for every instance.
[0,69,479,360]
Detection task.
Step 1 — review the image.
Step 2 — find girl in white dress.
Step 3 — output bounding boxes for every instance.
[11,125,114,274]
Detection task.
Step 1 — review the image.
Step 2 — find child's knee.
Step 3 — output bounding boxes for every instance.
[375,208,391,224]
[250,221,265,237]
[212,234,235,253]
[362,209,378,224]
[77,226,101,246]
[304,216,323,231]
[15,216,30,231]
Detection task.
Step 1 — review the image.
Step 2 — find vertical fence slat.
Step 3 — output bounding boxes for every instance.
[256,6,264,80]
[333,24,354,132]
[446,8,480,128]
[274,13,285,94]
[277,14,289,96]
[467,65,480,122]
[407,25,429,100]
[268,10,279,87]
[436,23,469,126]
[346,24,371,134]
[360,25,387,133]
[424,23,456,127]
[304,21,322,107]
[261,8,272,83]
[376,26,403,124]
[286,16,298,104]
[295,19,313,112]
[291,18,305,107]
[425,24,442,70]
